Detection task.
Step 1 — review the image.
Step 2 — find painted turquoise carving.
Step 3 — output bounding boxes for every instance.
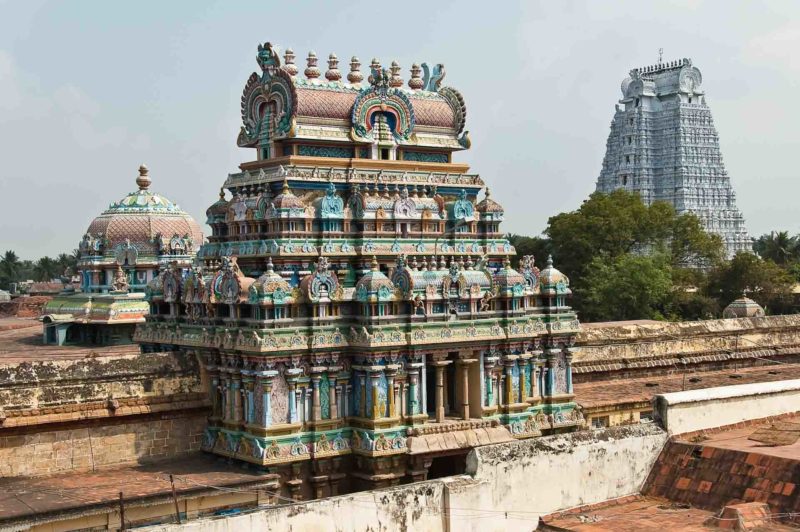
[320,182,344,217]
[403,151,448,163]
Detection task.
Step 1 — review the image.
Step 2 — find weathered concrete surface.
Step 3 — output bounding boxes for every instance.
[145,481,447,532]
[144,424,668,532]
[0,350,204,415]
[653,379,800,434]
[447,423,668,531]
[575,315,800,372]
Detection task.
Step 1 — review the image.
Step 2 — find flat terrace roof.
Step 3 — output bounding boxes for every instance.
[0,317,139,365]
[574,363,800,410]
[675,414,800,462]
[0,454,278,527]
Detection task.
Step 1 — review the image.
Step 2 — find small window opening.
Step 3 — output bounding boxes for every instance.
[380,148,390,160]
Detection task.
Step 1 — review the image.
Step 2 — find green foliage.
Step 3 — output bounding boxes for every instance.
[505,234,551,268]
[0,249,75,289]
[577,253,673,322]
[753,231,798,265]
[705,252,794,314]
[545,190,724,283]
[530,190,726,321]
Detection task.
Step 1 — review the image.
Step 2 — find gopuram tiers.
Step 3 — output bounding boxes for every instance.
[135,42,582,497]
[596,58,751,258]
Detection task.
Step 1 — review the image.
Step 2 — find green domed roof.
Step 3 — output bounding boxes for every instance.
[102,165,185,214]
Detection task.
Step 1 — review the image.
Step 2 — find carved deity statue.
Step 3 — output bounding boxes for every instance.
[111,265,129,293]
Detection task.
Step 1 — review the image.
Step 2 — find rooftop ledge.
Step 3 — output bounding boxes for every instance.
[225,156,480,190]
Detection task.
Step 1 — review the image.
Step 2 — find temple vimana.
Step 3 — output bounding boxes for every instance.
[133,42,581,494]
[596,58,751,258]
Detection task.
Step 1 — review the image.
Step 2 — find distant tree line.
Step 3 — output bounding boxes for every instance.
[508,190,797,322]
[0,250,79,290]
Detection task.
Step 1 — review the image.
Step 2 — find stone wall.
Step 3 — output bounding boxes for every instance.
[0,411,207,477]
[0,339,210,477]
[653,380,800,435]
[143,424,669,532]
[574,315,800,378]
[0,350,206,420]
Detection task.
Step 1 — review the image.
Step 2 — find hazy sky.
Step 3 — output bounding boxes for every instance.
[1,0,798,259]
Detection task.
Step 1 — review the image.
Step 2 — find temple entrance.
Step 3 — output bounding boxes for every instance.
[427,451,468,480]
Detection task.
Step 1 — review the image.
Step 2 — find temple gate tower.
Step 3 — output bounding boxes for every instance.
[595,58,751,258]
[137,42,582,498]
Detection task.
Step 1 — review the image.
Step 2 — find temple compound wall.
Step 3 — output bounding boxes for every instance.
[653,379,800,435]
[574,315,800,377]
[143,424,668,532]
[0,342,208,477]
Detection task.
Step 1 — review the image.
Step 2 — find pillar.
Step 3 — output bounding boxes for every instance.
[435,364,445,423]
[519,359,528,401]
[387,373,396,418]
[329,377,338,419]
[409,369,419,416]
[460,361,470,420]
[564,349,574,394]
[484,371,493,407]
[370,372,381,419]
[359,373,367,418]
[288,380,298,423]
[232,377,243,423]
[210,374,220,418]
[545,350,556,396]
[262,380,272,427]
[311,375,322,421]
[505,364,514,406]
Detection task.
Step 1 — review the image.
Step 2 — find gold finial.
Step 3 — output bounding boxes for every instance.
[218,188,225,200]
[658,47,663,64]
[281,176,290,193]
[136,164,151,190]
[371,255,379,271]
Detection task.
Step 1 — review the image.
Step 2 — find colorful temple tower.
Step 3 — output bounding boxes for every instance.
[596,58,751,259]
[136,43,582,498]
[41,166,203,346]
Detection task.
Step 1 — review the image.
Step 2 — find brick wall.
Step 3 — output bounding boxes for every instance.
[0,411,207,477]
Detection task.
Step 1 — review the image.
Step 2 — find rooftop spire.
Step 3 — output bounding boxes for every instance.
[136,164,151,190]
[348,56,363,84]
[283,48,298,76]
[409,63,423,90]
[325,53,341,81]
[305,51,320,79]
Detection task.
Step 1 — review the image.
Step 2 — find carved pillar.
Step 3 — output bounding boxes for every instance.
[288,380,298,423]
[243,377,255,424]
[564,348,574,394]
[459,361,470,420]
[311,374,322,421]
[232,376,243,423]
[545,350,557,397]
[504,363,514,406]
[328,376,338,419]
[262,379,272,427]
[370,372,381,419]
[359,373,367,418]
[387,372,396,418]
[434,364,445,423]
[408,369,419,416]
[519,358,529,401]
[209,372,220,418]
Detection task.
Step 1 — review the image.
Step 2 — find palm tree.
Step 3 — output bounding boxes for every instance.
[0,250,21,289]
[32,256,60,282]
[753,231,798,265]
